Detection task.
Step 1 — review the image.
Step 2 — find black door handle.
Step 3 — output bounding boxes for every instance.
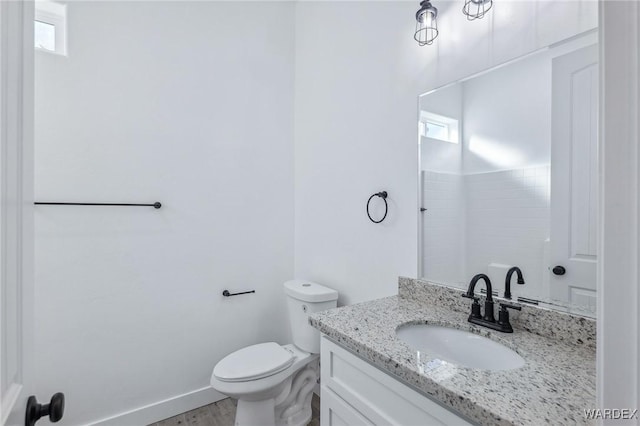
[25,393,64,426]
[552,265,566,276]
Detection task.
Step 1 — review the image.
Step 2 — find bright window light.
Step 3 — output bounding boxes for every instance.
[426,120,449,141]
[34,1,67,55]
[467,136,525,169]
[35,20,56,51]
[420,111,459,144]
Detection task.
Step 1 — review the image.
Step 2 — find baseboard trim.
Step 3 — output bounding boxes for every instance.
[90,386,226,426]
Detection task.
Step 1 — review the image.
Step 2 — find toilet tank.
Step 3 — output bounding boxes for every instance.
[284,280,338,354]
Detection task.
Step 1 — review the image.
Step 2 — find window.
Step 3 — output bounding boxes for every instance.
[34,1,67,55]
[34,20,56,51]
[425,120,449,141]
[419,111,459,144]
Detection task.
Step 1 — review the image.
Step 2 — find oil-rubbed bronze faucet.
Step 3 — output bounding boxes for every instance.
[504,266,525,299]
[462,273,495,322]
[462,273,521,333]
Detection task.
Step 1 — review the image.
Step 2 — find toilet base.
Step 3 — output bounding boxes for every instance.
[234,359,318,426]
[235,399,276,426]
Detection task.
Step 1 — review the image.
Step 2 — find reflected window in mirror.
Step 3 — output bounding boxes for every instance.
[420,112,459,144]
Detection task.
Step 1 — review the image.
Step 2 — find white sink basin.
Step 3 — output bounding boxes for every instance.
[396,324,525,371]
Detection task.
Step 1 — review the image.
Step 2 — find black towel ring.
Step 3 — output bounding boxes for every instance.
[367,191,388,224]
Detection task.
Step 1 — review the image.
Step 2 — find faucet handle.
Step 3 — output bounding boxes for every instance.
[500,303,522,311]
[462,293,482,319]
[461,292,475,299]
[461,293,480,303]
[497,303,522,332]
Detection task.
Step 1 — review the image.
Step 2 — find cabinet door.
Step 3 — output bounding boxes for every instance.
[321,336,473,426]
[320,387,373,426]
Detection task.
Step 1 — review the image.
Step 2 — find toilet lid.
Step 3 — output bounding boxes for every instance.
[213,342,294,382]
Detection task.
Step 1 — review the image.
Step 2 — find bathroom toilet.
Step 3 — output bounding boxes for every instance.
[210,280,338,426]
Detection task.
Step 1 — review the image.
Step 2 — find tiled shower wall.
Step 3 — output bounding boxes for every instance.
[465,166,550,299]
[421,171,466,287]
[422,166,550,298]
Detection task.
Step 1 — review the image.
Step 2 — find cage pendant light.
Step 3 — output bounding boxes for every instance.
[462,0,493,20]
[414,0,438,46]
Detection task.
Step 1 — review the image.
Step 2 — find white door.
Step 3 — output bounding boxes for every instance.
[0,1,36,425]
[549,44,598,315]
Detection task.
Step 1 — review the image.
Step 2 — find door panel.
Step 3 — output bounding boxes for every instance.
[550,44,598,315]
[1,1,35,424]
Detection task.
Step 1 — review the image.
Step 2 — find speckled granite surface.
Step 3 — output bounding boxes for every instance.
[399,277,597,350]
[309,279,596,426]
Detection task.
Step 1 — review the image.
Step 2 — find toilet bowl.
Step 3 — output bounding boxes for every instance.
[211,343,318,426]
[210,280,338,426]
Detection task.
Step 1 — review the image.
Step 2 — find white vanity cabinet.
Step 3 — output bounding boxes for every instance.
[320,336,473,426]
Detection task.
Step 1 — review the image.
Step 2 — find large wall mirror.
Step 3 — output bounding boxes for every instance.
[418,31,598,317]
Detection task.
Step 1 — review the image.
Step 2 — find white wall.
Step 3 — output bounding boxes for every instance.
[294,2,420,306]
[34,2,295,424]
[461,52,551,174]
[460,32,597,175]
[294,0,597,306]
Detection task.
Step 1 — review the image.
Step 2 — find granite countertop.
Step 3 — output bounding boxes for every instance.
[309,279,596,426]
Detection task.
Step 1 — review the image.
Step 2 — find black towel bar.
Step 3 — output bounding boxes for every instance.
[34,201,162,209]
[222,290,255,297]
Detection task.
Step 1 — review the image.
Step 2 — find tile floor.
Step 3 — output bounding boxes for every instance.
[150,395,320,426]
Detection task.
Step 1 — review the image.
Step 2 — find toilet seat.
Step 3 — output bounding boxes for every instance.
[213,342,294,382]
[211,344,316,402]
